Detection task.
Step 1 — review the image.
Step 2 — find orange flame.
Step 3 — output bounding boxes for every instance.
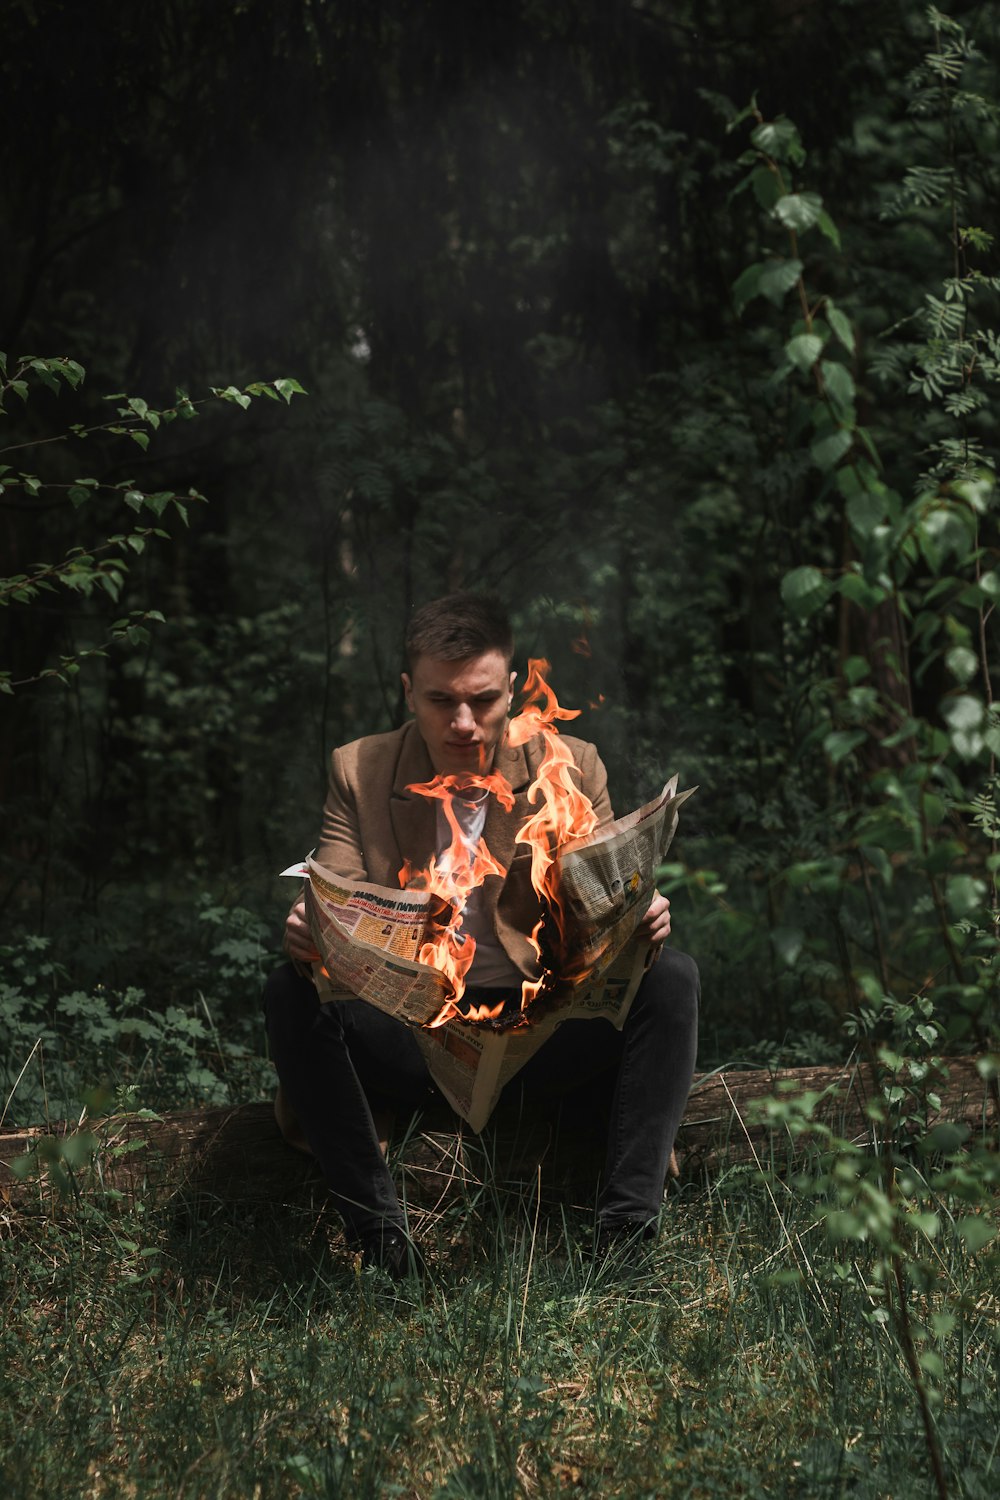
[400,771,514,1027]
[401,663,602,1027]
[508,658,599,1008]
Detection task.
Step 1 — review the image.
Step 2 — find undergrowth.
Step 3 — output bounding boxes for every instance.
[1,897,276,1127]
[1,1149,996,1500]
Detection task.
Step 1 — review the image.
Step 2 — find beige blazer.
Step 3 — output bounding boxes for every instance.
[315,719,613,981]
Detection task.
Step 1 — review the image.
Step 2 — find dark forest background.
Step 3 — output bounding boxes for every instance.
[2,0,997,1097]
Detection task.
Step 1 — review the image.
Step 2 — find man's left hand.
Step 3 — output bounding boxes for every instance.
[638,891,672,945]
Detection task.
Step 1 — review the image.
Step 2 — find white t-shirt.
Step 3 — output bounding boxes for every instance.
[435,791,522,989]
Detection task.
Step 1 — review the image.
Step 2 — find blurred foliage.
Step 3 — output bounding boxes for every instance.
[0,0,997,1075]
[0,901,275,1130]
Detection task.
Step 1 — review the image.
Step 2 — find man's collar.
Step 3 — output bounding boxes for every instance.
[493,730,532,794]
[389,721,534,880]
[391,720,533,797]
[390,720,436,797]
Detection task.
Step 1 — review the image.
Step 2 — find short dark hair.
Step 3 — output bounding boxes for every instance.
[405,592,514,669]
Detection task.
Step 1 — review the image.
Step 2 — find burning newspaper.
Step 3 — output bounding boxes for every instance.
[301,777,694,1131]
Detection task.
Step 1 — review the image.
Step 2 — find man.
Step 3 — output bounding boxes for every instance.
[264,593,698,1276]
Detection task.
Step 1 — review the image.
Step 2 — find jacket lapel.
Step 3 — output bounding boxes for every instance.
[389,722,438,880]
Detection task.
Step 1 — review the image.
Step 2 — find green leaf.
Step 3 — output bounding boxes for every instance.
[274,378,306,403]
[751,118,805,165]
[824,729,867,764]
[956,1216,996,1254]
[826,1210,866,1243]
[945,874,986,917]
[820,360,855,419]
[211,385,251,409]
[942,694,984,733]
[785,333,824,373]
[846,488,888,541]
[129,431,150,451]
[781,565,832,618]
[772,191,823,232]
[123,490,144,512]
[732,263,763,315]
[758,258,803,306]
[839,571,890,608]
[30,360,61,393]
[945,645,978,684]
[750,166,782,211]
[827,304,856,353]
[58,1130,99,1169]
[810,428,853,471]
[143,492,175,518]
[918,1122,970,1156]
[816,210,841,249]
[859,843,892,885]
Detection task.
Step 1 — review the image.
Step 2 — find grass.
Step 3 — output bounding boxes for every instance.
[2,1132,998,1500]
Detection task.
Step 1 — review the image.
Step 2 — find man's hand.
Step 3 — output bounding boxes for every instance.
[638,891,672,946]
[284,897,320,963]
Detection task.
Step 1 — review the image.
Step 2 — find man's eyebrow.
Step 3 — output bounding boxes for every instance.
[426,688,501,698]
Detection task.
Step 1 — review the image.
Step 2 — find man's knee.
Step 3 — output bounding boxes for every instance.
[263,963,324,1042]
[660,947,700,1000]
[637,947,700,1025]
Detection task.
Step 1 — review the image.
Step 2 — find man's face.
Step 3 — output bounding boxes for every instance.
[402,650,517,776]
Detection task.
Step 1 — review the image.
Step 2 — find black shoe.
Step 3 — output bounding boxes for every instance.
[359,1227,422,1280]
[595,1218,655,1263]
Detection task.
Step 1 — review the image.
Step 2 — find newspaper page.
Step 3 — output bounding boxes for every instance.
[412,1009,563,1131]
[294,777,694,1130]
[304,863,452,1028]
[551,776,696,1001]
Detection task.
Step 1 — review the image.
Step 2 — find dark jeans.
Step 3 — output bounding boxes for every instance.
[263,948,699,1241]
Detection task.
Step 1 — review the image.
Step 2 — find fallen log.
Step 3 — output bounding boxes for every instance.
[1,1056,994,1217]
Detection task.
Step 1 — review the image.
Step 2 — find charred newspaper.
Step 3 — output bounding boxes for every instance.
[290,778,694,1132]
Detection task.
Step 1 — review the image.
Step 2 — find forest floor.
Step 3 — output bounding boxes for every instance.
[2,1135,997,1500]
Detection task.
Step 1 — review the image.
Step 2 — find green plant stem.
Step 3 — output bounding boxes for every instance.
[889,1248,950,1500]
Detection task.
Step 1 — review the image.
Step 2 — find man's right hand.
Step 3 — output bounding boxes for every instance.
[284,897,320,963]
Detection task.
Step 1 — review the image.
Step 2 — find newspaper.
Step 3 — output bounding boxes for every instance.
[293,777,694,1132]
